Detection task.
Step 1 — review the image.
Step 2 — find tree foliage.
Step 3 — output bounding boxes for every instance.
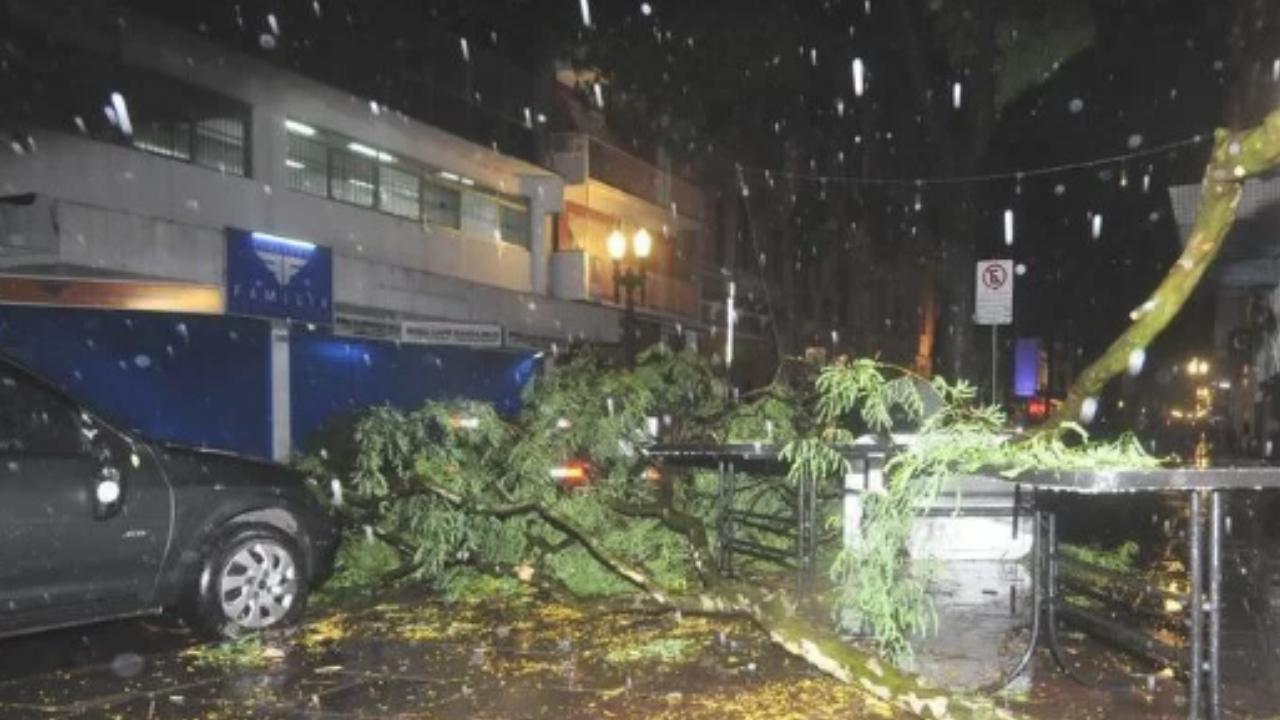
[302,344,1161,720]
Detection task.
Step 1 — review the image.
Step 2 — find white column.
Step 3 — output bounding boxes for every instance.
[520,174,565,296]
[270,321,291,461]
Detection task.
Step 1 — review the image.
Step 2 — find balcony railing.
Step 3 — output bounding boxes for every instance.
[551,249,699,320]
[551,134,706,221]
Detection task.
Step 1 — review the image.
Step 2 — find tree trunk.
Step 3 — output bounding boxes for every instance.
[1048,108,1280,429]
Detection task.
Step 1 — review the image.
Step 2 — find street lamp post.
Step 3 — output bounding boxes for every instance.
[608,226,652,367]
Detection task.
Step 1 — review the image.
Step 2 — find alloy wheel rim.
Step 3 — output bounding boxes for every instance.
[217,540,298,629]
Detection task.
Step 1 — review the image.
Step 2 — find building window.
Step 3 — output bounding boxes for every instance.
[422,178,462,229]
[283,118,533,246]
[194,117,248,175]
[379,165,421,220]
[499,199,530,248]
[286,132,329,198]
[329,148,376,207]
[132,120,193,161]
[0,33,251,177]
[460,189,500,239]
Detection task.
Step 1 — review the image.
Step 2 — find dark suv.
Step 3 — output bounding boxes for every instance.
[0,353,339,639]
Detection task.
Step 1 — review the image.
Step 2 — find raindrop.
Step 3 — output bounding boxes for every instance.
[1014,263,1027,276]
[110,92,133,136]
[1127,348,1146,376]
[1091,213,1103,239]
[1142,171,1151,193]
[1127,134,1143,149]
[1068,98,1084,113]
[1053,184,1065,196]
[266,13,280,35]
[851,58,866,97]
[1003,209,1014,246]
[258,33,276,50]
[73,116,87,134]
[835,97,846,117]
[460,38,470,62]
[641,2,653,16]
[1079,397,1099,425]
[312,1,322,17]
[952,81,963,109]
[369,100,381,115]
[579,0,593,27]
[592,83,605,109]
[1273,59,1279,82]
[110,653,145,678]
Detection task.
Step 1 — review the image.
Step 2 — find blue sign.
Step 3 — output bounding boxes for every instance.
[226,228,333,324]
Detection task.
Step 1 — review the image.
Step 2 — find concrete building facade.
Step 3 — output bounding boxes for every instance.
[0,0,709,455]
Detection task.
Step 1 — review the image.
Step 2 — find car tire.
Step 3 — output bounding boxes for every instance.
[192,523,309,639]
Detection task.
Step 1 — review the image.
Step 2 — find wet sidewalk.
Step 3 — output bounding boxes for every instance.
[0,589,1277,720]
[0,598,909,720]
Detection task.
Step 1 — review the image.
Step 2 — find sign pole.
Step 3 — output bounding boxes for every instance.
[974,259,1014,408]
[992,325,999,406]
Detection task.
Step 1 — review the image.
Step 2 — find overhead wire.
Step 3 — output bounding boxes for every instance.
[735,132,1212,187]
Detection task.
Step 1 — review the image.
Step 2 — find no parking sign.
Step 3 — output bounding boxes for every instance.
[975,259,1013,325]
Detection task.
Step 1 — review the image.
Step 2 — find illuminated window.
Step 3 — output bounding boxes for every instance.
[379,165,421,219]
[286,132,328,198]
[330,148,376,207]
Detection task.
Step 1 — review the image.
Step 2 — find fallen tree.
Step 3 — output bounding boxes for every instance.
[301,105,1280,719]
[303,347,1156,720]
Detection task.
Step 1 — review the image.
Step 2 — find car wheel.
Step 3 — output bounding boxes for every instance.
[193,523,309,638]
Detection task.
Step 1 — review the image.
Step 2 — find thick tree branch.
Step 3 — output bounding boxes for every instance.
[415,478,676,600]
[408,476,1026,720]
[604,497,722,589]
[1048,107,1280,429]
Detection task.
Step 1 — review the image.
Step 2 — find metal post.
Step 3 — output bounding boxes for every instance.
[991,325,999,406]
[725,280,736,370]
[797,472,816,598]
[269,321,291,461]
[716,460,736,577]
[1189,490,1204,720]
[622,283,636,368]
[1208,491,1223,720]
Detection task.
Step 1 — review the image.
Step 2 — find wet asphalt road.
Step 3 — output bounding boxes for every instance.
[3,494,1280,719]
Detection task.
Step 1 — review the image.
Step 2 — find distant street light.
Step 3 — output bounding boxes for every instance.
[608,226,652,367]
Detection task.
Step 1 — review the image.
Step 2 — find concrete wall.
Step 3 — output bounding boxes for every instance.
[0,137,616,343]
[0,125,542,294]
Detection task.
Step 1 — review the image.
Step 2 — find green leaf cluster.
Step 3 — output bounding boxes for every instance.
[302,346,1157,672]
[782,357,1157,666]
